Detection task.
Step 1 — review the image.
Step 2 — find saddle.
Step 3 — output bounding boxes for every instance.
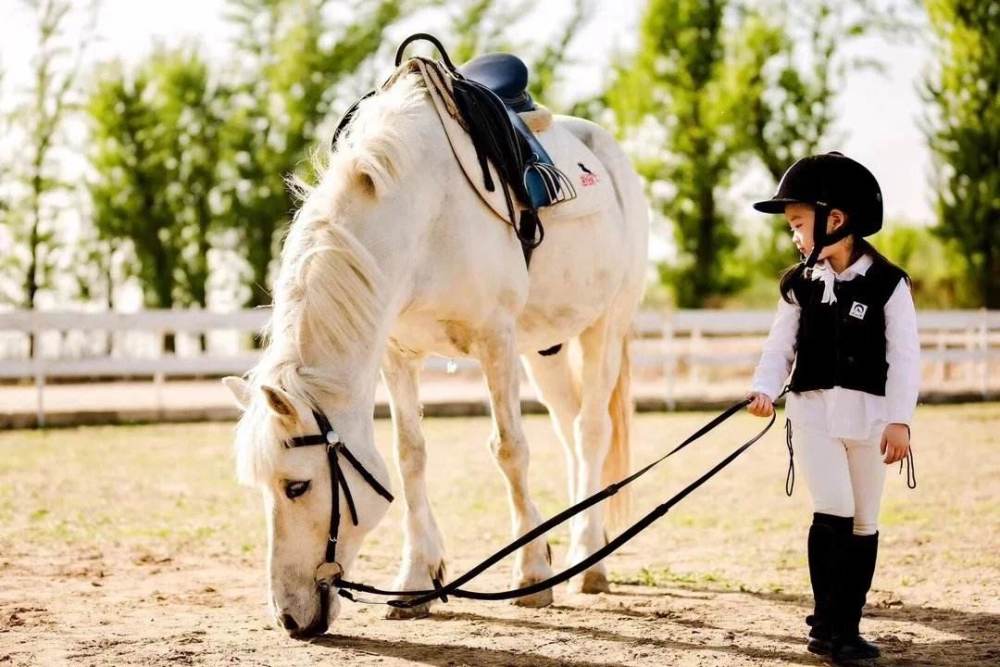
[459,53,535,112]
[332,34,581,266]
[459,53,560,212]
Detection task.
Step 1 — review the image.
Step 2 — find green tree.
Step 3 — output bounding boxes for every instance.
[923,0,999,308]
[604,0,912,305]
[155,50,227,324]
[733,0,911,274]
[87,49,226,351]
[0,62,10,243]
[446,0,594,105]
[1,0,96,340]
[735,1,901,181]
[448,0,529,64]
[526,0,592,103]
[219,0,407,309]
[879,223,973,308]
[608,0,745,307]
[88,62,173,313]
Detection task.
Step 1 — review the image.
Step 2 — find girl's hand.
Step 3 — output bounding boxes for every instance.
[746,392,774,417]
[881,423,911,464]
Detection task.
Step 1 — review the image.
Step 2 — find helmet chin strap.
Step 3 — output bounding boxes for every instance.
[804,203,852,269]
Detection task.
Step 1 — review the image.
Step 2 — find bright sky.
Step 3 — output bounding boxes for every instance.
[0,0,935,225]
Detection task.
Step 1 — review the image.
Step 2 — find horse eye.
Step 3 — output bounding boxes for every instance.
[284,481,311,499]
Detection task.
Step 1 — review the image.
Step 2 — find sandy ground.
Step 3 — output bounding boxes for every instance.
[1,403,998,666]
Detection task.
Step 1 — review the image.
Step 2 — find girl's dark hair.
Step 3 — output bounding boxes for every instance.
[778,236,910,304]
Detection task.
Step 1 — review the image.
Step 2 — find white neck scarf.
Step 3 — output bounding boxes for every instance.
[808,261,838,304]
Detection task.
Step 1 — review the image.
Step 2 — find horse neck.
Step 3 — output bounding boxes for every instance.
[294,202,420,416]
[292,91,442,400]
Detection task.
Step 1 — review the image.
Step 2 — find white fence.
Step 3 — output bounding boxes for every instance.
[1,308,997,425]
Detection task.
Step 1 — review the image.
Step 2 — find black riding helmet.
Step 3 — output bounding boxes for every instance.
[753,151,883,267]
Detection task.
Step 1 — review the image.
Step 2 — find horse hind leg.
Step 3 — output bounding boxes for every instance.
[568,318,631,595]
[523,349,581,506]
[479,322,555,607]
[382,348,447,619]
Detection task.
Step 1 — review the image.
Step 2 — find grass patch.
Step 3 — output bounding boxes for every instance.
[610,566,742,592]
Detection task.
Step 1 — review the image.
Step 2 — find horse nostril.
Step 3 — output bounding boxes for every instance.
[280,613,299,631]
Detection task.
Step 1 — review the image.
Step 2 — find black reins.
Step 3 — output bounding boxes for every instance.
[293,391,791,609]
[288,381,916,611]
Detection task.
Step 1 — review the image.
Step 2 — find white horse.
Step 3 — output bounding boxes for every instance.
[224,71,648,637]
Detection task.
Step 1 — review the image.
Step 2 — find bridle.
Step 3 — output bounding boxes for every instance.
[284,409,394,621]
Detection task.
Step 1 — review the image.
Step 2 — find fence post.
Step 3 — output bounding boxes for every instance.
[664,312,676,410]
[31,312,46,428]
[691,325,704,387]
[154,327,166,419]
[980,309,989,399]
[936,334,946,385]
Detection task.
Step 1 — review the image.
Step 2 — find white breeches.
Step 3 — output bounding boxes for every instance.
[793,424,888,536]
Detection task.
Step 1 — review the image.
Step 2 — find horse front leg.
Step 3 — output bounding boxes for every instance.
[382,347,447,619]
[478,323,554,607]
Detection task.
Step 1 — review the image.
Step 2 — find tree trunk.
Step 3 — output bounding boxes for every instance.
[150,246,175,355]
[248,246,271,349]
[105,245,114,357]
[986,233,998,309]
[25,176,42,358]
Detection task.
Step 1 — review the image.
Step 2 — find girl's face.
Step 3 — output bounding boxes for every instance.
[784,203,849,260]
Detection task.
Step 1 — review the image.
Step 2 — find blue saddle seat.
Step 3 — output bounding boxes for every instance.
[459,53,535,112]
[460,53,562,210]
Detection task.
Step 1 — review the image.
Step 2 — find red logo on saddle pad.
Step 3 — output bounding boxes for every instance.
[578,162,599,187]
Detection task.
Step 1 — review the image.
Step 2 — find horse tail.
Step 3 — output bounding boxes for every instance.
[603,333,633,532]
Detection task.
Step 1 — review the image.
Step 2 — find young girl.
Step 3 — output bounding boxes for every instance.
[746,152,920,663]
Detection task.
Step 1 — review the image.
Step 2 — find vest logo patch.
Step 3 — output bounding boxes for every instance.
[849,301,868,320]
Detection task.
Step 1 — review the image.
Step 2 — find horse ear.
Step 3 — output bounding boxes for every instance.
[260,384,296,419]
[222,376,251,409]
[356,170,378,198]
[352,156,382,198]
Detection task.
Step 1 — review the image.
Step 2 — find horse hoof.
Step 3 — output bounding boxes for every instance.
[385,603,431,620]
[512,583,553,608]
[568,571,611,594]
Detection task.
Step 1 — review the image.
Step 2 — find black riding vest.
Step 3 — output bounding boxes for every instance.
[786,260,907,396]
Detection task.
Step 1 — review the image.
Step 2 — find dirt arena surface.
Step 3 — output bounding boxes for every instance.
[1,403,997,666]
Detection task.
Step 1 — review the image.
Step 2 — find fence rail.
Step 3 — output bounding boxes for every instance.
[1,308,997,425]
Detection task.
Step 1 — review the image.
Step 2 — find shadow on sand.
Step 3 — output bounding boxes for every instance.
[311,585,997,667]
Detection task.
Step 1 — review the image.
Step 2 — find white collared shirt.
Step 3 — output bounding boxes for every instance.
[751,254,921,440]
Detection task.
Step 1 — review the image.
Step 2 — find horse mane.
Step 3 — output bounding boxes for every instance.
[235,73,430,485]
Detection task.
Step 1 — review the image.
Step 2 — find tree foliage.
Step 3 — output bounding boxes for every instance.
[218,0,408,308]
[734,0,910,275]
[88,49,227,349]
[923,0,999,307]
[1,0,97,317]
[445,0,594,106]
[606,0,910,306]
[609,0,746,307]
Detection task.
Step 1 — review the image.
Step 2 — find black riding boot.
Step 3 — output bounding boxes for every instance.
[832,531,881,664]
[806,513,853,656]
